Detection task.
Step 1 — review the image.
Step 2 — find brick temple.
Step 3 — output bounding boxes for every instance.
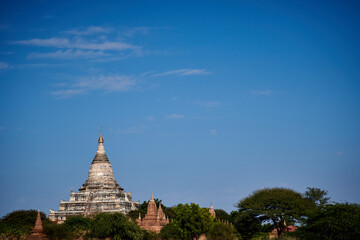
[26,210,48,240]
[49,133,139,222]
[137,193,169,233]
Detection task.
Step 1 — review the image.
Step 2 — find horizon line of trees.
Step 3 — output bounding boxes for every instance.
[1,187,359,240]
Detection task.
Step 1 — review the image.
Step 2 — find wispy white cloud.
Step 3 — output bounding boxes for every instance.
[210,129,217,135]
[251,90,273,96]
[28,49,109,59]
[166,114,184,119]
[13,37,70,48]
[120,26,151,37]
[151,68,211,77]
[146,116,155,121]
[13,37,138,51]
[63,26,112,35]
[15,63,69,69]
[195,101,220,108]
[0,62,9,69]
[10,26,169,62]
[76,41,138,51]
[51,74,137,98]
[76,75,136,92]
[50,89,88,98]
[119,124,147,135]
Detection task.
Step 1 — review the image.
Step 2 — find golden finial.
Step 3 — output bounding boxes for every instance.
[98,125,104,143]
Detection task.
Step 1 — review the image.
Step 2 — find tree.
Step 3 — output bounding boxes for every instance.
[236,188,315,239]
[298,202,360,240]
[303,187,330,207]
[173,203,213,240]
[214,209,230,222]
[61,215,91,239]
[230,210,269,240]
[207,221,237,240]
[0,209,50,238]
[88,212,144,240]
[160,222,183,240]
[63,215,91,231]
[44,222,73,240]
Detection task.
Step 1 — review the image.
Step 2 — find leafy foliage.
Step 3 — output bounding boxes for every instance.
[206,221,237,240]
[214,209,230,222]
[160,222,184,240]
[172,203,213,240]
[44,222,73,240]
[88,212,144,240]
[230,210,271,240]
[0,209,49,239]
[237,188,315,238]
[63,215,91,231]
[43,216,91,240]
[298,202,360,240]
[303,187,330,207]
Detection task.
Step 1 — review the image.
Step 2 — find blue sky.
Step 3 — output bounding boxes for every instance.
[0,0,359,217]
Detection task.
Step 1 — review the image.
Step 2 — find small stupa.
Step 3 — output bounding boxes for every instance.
[137,193,169,233]
[26,210,48,240]
[209,202,216,218]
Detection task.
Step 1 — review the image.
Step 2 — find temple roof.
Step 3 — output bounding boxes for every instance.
[79,133,123,191]
[92,133,109,163]
[98,132,104,143]
[33,210,43,233]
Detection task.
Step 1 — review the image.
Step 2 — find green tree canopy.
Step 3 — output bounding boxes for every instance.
[44,222,73,240]
[303,187,330,207]
[160,222,184,240]
[173,203,213,240]
[237,187,315,238]
[63,215,91,232]
[298,202,360,240]
[206,221,237,240]
[214,209,230,222]
[230,210,271,240]
[0,209,50,238]
[88,212,144,240]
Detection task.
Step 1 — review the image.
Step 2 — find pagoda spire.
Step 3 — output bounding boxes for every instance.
[146,192,157,216]
[26,210,48,239]
[98,125,104,143]
[33,210,43,233]
[209,202,216,218]
[79,131,123,192]
[96,131,105,155]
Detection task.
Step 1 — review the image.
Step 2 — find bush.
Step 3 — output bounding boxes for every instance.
[88,212,144,240]
[207,221,237,240]
[298,203,360,240]
[0,209,49,239]
[44,222,73,240]
[160,222,183,240]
